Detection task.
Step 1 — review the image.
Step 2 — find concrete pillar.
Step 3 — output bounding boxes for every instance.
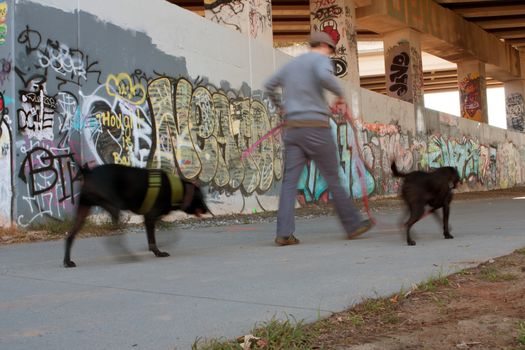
[204,0,273,44]
[504,79,525,132]
[382,28,424,105]
[310,0,359,86]
[504,50,525,132]
[457,60,489,123]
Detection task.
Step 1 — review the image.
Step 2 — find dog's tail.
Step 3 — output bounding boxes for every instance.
[390,162,406,178]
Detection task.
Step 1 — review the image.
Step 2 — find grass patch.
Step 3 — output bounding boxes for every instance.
[191,338,237,350]
[27,219,78,236]
[417,273,450,293]
[251,316,314,349]
[192,315,314,350]
[361,298,390,314]
[517,321,525,346]
[358,296,402,325]
[347,313,364,327]
[28,217,120,236]
[456,269,472,276]
[430,294,448,309]
[480,266,517,282]
[516,248,525,256]
[381,312,400,325]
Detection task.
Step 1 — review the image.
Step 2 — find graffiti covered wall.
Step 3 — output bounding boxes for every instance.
[297,89,525,204]
[0,0,12,226]
[1,0,525,227]
[9,0,284,227]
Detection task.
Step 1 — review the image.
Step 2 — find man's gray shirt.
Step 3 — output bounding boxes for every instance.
[264,51,344,122]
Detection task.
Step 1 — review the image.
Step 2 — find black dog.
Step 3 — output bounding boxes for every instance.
[63,164,209,267]
[391,162,460,246]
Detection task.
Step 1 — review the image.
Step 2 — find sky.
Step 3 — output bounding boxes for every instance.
[424,88,507,129]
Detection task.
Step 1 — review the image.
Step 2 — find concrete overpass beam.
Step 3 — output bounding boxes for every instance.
[457,59,489,124]
[356,0,521,82]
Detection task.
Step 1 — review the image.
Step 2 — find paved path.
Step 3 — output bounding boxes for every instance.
[1,197,524,350]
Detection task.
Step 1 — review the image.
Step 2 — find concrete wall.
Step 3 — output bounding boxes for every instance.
[0,0,13,227]
[1,0,524,227]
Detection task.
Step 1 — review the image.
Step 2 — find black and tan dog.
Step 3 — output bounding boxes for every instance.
[391,162,460,246]
[63,164,209,267]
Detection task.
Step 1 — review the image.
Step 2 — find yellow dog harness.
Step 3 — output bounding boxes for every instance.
[137,170,184,215]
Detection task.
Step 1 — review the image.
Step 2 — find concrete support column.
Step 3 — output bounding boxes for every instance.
[310,0,360,86]
[504,79,525,132]
[504,50,525,132]
[204,0,273,44]
[457,60,488,123]
[382,28,424,105]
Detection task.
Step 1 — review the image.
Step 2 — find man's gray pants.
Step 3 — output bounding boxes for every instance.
[276,127,363,238]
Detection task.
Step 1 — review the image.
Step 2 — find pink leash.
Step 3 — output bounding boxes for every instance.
[240,103,431,229]
[331,102,433,229]
[241,122,285,161]
[329,102,381,225]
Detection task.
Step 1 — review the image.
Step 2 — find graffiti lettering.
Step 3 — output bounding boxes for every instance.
[106,72,147,105]
[38,39,87,80]
[312,0,336,10]
[205,0,244,32]
[332,57,347,78]
[459,73,483,121]
[312,5,343,21]
[18,82,56,140]
[388,52,410,96]
[248,0,272,38]
[17,26,101,89]
[82,93,152,168]
[506,93,524,132]
[19,146,77,201]
[16,143,80,227]
[0,57,11,86]
[148,77,281,194]
[17,25,42,54]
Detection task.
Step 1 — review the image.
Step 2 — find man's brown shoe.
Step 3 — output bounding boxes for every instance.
[348,220,373,239]
[275,235,300,246]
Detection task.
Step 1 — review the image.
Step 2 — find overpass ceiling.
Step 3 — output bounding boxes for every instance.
[169,1,520,93]
[170,0,525,49]
[435,0,525,50]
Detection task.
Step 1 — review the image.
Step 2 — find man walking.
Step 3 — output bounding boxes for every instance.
[264,32,372,246]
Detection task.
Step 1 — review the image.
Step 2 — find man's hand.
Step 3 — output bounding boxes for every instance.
[334,96,346,108]
[331,96,347,114]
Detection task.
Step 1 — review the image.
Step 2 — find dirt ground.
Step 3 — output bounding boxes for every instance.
[1,186,524,246]
[311,248,525,350]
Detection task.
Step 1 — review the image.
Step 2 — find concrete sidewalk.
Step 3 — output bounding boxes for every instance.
[1,197,524,350]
